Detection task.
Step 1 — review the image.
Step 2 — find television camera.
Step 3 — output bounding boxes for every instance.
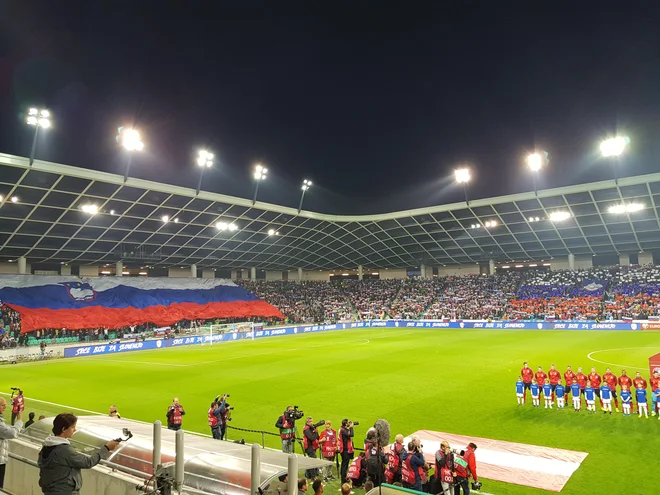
[285,405,305,422]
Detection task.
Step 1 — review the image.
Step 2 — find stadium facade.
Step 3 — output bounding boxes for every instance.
[0,152,658,280]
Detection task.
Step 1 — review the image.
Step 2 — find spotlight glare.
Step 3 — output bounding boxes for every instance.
[228,223,238,231]
[110,209,115,215]
[268,229,275,236]
[10,196,18,203]
[26,116,38,126]
[454,168,471,184]
[28,108,38,116]
[609,203,644,214]
[173,218,179,223]
[549,210,570,222]
[600,136,630,157]
[120,128,144,152]
[40,109,50,118]
[216,221,228,230]
[526,152,544,172]
[197,149,213,168]
[39,118,51,128]
[81,204,99,215]
[161,215,169,223]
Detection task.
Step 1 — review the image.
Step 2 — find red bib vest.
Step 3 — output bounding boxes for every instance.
[320,429,337,458]
[208,407,218,427]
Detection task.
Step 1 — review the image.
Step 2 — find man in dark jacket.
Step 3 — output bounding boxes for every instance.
[38,413,119,495]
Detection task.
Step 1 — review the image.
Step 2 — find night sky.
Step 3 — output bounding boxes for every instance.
[1,1,660,215]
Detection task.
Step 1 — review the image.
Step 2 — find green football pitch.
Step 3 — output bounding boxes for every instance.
[2,328,659,495]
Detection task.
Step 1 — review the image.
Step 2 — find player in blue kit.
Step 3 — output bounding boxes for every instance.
[585,384,596,413]
[636,385,649,419]
[516,377,524,406]
[600,383,613,414]
[542,382,553,409]
[570,378,581,411]
[555,383,566,409]
[531,379,540,408]
[620,386,632,416]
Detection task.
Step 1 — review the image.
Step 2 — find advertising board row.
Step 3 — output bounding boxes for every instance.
[63,318,656,359]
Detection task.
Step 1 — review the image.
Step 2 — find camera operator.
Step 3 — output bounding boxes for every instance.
[166,398,186,431]
[401,441,427,492]
[384,434,405,484]
[453,443,479,495]
[364,436,387,486]
[208,400,222,439]
[303,417,321,478]
[338,419,355,483]
[218,395,233,440]
[435,441,454,495]
[11,389,24,426]
[275,406,297,453]
[319,420,338,481]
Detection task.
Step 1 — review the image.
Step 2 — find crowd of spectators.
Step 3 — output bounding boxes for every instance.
[5,265,660,344]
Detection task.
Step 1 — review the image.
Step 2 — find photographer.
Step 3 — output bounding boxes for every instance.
[453,443,479,495]
[275,406,298,453]
[218,395,233,440]
[319,420,338,481]
[435,441,454,495]
[38,413,119,495]
[303,417,321,478]
[384,434,405,484]
[364,438,387,487]
[11,389,24,426]
[208,401,222,439]
[401,441,427,492]
[338,419,355,483]
[166,398,185,431]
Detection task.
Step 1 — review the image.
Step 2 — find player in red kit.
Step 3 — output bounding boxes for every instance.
[633,372,647,413]
[650,372,660,417]
[602,367,619,412]
[619,370,634,412]
[589,367,603,409]
[521,362,534,403]
[548,364,561,400]
[564,366,575,390]
[536,366,547,399]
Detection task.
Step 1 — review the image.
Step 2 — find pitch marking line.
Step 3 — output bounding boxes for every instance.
[586,346,657,371]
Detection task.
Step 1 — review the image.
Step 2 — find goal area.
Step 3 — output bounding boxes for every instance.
[195,322,256,344]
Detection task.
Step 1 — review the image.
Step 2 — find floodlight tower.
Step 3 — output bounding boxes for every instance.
[196,149,214,195]
[117,127,144,182]
[298,179,312,213]
[252,164,267,205]
[26,108,51,166]
[600,136,629,183]
[526,151,548,195]
[454,167,471,204]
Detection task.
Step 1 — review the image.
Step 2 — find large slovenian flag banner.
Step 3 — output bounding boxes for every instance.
[0,275,283,333]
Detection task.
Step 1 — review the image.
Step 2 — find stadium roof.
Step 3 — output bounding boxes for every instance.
[1,152,659,270]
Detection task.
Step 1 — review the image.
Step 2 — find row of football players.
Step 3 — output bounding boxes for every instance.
[516,362,660,418]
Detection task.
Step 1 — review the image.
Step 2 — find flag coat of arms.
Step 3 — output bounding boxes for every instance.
[0,276,283,333]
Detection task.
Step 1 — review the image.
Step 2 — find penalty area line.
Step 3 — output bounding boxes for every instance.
[586,346,656,371]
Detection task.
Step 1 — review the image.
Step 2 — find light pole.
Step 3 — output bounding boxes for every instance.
[600,136,629,183]
[252,164,267,205]
[526,151,547,195]
[298,179,312,213]
[454,167,471,204]
[117,127,144,182]
[26,108,51,166]
[196,149,214,195]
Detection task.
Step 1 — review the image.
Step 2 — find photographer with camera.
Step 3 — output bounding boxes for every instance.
[166,398,186,431]
[364,436,387,487]
[10,388,24,426]
[319,420,338,481]
[338,419,355,483]
[303,417,322,478]
[38,413,120,495]
[218,394,233,440]
[453,443,480,495]
[435,441,454,495]
[208,400,222,439]
[401,441,427,492]
[384,434,405,484]
[275,406,303,453]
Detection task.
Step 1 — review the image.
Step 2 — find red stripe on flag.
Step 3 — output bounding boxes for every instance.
[11,300,284,333]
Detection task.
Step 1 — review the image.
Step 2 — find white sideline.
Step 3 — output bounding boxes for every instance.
[586,346,655,371]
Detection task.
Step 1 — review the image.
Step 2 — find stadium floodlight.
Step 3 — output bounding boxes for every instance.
[173,218,179,223]
[216,221,228,230]
[600,136,629,158]
[268,228,275,236]
[298,179,313,213]
[484,220,497,228]
[81,204,99,215]
[608,203,644,214]
[10,196,18,203]
[549,210,571,222]
[454,167,471,204]
[252,164,268,205]
[161,215,169,223]
[228,223,238,232]
[25,107,52,166]
[526,151,548,194]
[196,149,214,195]
[110,209,115,215]
[117,127,144,182]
